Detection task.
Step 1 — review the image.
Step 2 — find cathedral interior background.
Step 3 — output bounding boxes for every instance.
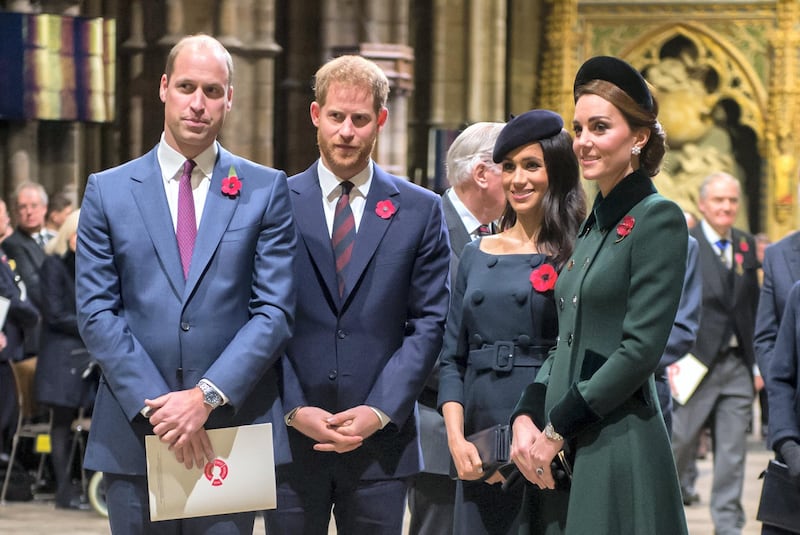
[0,0,798,240]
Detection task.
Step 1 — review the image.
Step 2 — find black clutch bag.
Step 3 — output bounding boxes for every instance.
[756,460,800,532]
[451,423,572,491]
[450,424,510,480]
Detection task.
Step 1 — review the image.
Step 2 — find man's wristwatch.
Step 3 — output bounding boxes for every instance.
[197,380,223,409]
[544,422,564,442]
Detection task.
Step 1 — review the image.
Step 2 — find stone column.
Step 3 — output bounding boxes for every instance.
[765,0,800,237]
[539,0,579,117]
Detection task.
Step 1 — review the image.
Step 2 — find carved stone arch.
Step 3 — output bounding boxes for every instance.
[621,22,766,142]
[611,23,766,229]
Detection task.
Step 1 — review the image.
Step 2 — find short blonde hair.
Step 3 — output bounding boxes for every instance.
[45,208,80,256]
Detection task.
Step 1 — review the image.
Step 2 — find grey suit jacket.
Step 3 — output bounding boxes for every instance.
[754,230,800,375]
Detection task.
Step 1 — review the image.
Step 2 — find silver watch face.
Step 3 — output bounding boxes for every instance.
[200,384,222,406]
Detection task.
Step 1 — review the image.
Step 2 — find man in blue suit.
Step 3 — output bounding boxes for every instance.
[755,231,800,384]
[76,35,296,534]
[263,55,450,535]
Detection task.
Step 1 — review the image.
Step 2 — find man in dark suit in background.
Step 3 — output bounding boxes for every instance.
[77,34,296,533]
[3,182,49,357]
[671,171,760,535]
[265,55,450,535]
[407,121,505,535]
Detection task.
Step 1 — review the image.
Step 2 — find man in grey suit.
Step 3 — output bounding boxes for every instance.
[77,35,296,534]
[408,121,505,535]
[671,172,760,535]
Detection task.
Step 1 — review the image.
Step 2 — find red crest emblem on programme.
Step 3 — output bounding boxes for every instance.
[204,459,229,487]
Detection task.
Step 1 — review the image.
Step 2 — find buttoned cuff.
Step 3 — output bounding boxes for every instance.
[369,406,391,429]
[548,384,601,439]
[510,382,547,427]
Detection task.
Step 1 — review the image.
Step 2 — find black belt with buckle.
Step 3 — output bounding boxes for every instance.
[468,341,551,372]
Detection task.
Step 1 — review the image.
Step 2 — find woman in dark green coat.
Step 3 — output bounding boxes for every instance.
[510,56,689,534]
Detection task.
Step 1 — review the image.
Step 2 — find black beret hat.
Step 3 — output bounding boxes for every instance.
[492,109,564,163]
[573,56,654,112]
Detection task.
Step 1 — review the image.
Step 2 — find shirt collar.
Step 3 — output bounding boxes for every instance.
[157,133,219,182]
[446,188,482,234]
[317,159,373,201]
[700,219,731,245]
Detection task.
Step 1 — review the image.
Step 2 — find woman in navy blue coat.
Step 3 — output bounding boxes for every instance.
[438,110,585,534]
[34,210,96,509]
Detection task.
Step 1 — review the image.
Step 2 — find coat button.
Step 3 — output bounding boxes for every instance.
[337,329,347,339]
[328,370,338,380]
[572,295,577,307]
[567,333,573,346]
[559,297,565,310]
[181,322,190,331]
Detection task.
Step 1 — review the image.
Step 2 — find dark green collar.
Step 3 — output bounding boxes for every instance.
[579,169,656,235]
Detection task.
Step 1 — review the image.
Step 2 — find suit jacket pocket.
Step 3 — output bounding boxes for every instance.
[373,247,416,266]
[220,222,259,242]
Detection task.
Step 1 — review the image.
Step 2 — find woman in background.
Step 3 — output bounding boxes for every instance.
[34,209,96,510]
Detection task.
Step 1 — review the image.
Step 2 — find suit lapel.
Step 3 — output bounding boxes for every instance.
[692,226,730,306]
[130,148,185,298]
[442,191,471,256]
[291,166,339,302]
[341,167,399,303]
[185,147,239,298]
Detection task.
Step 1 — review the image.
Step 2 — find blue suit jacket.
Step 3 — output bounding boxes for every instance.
[658,236,702,373]
[281,161,450,480]
[755,231,800,376]
[76,144,296,475]
[767,280,800,450]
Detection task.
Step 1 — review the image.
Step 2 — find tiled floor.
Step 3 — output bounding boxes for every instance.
[0,430,772,534]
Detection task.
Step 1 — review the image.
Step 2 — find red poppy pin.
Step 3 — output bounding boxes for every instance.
[375,199,396,219]
[734,252,744,275]
[530,263,557,293]
[738,238,749,253]
[615,215,635,243]
[221,165,241,198]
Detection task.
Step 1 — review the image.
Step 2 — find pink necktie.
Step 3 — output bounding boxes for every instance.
[176,159,197,279]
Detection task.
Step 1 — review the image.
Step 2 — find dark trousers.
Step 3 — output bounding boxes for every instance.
[264,462,407,535]
[407,472,456,535]
[104,473,255,534]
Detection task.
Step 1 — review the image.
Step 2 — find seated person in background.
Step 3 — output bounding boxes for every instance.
[0,198,39,463]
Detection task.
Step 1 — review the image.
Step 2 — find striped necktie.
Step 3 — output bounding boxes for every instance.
[332,181,356,296]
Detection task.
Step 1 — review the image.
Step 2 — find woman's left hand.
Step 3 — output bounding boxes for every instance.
[527,432,563,489]
[510,414,542,484]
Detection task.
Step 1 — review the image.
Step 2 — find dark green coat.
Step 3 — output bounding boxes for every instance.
[515,170,689,535]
